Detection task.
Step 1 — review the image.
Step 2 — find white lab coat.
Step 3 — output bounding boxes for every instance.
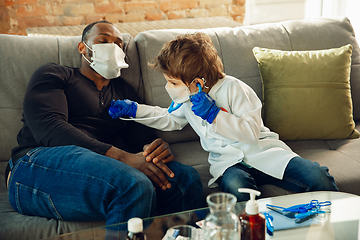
[134,75,298,187]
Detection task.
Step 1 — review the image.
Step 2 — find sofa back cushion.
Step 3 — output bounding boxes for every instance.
[217,17,360,121]
[0,35,59,161]
[135,17,360,143]
[0,33,141,161]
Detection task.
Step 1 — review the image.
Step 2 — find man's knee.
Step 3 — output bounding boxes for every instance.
[167,162,203,203]
[168,162,201,183]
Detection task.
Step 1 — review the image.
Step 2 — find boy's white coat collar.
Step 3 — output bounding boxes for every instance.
[207,76,227,100]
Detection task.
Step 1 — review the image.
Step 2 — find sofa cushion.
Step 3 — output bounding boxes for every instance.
[285,122,360,196]
[253,44,359,140]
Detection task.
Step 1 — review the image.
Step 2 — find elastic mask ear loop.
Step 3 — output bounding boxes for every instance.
[82,42,93,64]
[83,41,93,51]
[82,54,92,64]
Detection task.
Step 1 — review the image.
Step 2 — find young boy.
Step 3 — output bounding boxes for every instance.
[109,32,338,201]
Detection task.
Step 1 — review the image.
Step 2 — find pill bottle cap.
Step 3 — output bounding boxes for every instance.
[128,217,143,233]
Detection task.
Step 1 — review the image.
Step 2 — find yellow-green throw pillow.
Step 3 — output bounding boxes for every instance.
[252,44,359,140]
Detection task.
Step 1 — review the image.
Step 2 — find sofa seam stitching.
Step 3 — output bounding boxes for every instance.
[212,29,224,71]
[280,23,294,50]
[56,37,60,64]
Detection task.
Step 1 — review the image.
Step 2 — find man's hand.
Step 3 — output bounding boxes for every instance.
[105,146,173,190]
[143,138,174,165]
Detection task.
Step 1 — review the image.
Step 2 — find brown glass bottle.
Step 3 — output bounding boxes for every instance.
[239,210,265,240]
[238,188,265,240]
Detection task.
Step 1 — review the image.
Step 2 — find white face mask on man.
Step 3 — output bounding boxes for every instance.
[82,42,129,79]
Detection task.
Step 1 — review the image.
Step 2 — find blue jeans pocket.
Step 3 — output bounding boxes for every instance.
[15,182,63,220]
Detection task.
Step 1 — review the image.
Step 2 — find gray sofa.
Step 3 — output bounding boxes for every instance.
[1,17,360,240]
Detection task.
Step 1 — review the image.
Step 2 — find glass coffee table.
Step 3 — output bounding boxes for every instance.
[45,191,360,240]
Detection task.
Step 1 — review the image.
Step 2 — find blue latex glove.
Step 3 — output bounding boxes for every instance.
[108,99,137,119]
[190,91,220,124]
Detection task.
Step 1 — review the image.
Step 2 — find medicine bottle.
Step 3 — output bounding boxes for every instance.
[238,188,265,240]
[127,217,147,240]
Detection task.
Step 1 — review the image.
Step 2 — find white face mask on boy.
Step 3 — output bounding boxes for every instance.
[82,42,129,79]
[165,83,191,104]
[164,79,200,104]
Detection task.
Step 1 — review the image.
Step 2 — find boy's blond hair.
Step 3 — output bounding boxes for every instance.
[150,32,225,87]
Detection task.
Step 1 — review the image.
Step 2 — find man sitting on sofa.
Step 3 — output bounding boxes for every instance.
[5,20,203,228]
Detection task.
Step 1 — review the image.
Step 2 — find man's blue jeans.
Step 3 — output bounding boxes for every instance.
[217,156,339,202]
[7,145,203,227]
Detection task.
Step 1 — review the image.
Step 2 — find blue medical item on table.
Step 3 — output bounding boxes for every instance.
[263,199,331,233]
[263,212,274,236]
[295,208,327,223]
[282,200,331,213]
[266,205,296,219]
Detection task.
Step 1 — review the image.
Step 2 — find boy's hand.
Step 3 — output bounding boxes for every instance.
[190,92,220,124]
[108,99,137,119]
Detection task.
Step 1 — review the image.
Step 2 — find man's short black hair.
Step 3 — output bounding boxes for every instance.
[81,20,113,43]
